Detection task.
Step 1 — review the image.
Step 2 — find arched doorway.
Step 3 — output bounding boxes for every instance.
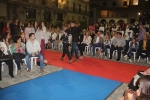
[109,19,115,24]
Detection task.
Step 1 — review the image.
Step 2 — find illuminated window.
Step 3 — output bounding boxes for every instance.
[132,0,138,5]
[100,10,108,17]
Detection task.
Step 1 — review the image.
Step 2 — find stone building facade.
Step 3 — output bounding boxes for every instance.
[0,0,89,23]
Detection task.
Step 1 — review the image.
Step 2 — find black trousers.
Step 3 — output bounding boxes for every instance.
[110,45,123,59]
[78,43,83,56]
[81,43,88,52]
[0,60,14,80]
[62,43,72,60]
[13,53,25,70]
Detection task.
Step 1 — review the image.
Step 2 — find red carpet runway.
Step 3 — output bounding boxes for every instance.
[45,50,147,83]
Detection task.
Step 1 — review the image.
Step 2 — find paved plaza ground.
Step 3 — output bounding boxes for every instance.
[0,50,149,100]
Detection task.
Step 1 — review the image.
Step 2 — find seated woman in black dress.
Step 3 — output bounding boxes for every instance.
[0,32,14,81]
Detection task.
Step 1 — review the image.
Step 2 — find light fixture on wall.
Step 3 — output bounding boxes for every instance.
[83,0,89,3]
[138,13,141,15]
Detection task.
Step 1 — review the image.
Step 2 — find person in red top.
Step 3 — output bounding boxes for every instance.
[3,22,11,34]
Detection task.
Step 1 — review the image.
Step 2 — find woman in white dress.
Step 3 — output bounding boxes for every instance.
[35,21,48,63]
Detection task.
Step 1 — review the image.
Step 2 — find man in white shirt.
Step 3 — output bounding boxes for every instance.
[92,31,103,56]
[25,33,44,72]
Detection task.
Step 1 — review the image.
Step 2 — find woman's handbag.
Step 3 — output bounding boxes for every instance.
[0,49,13,62]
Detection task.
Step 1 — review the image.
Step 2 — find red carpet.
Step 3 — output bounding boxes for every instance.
[45,50,147,83]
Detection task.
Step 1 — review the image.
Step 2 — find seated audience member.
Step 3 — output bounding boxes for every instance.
[25,33,44,72]
[78,29,85,59]
[124,38,139,62]
[109,32,126,61]
[53,30,63,50]
[122,75,150,100]
[111,31,117,41]
[99,23,104,32]
[19,32,26,44]
[81,31,91,54]
[46,27,51,48]
[11,36,26,75]
[137,34,150,61]
[48,28,57,48]
[102,33,111,58]
[92,31,103,56]
[0,32,14,80]
[3,22,11,34]
[89,30,95,45]
[123,26,133,55]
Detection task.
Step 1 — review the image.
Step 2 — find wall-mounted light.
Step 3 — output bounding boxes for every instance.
[138,13,140,15]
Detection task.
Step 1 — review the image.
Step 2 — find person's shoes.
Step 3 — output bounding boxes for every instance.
[124,55,127,60]
[10,75,14,78]
[116,58,120,61]
[44,60,48,63]
[40,69,44,73]
[129,59,132,62]
[104,56,107,59]
[22,63,27,69]
[75,59,79,62]
[109,57,112,59]
[92,54,95,57]
[27,70,31,72]
[0,78,2,81]
[69,59,74,64]
[60,58,64,60]
[17,70,21,75]
[99,53,103,57]
[79,56,83,59]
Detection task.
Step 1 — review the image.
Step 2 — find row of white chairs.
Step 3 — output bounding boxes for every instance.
[1,57,38,75]
[84,42,149,63]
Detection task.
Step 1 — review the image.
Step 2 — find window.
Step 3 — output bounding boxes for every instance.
[112,1,116,6]
[103,2,107,6]
[26,9,36,19]
[100,10,108,17]
[44,11,51,22]
[57,13,63,21]
[123,1,127,6]
[85,5,87,14]
[73,2,75,12]
[79,4,81,13]
[42,0,46,5]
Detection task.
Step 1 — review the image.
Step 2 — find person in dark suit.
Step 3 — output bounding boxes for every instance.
[137,34,150,60]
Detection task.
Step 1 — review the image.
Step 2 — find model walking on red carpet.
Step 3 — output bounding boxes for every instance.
[60,24,73,63]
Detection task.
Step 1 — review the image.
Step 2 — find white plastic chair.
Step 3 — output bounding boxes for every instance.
[137,53,149,63]
[128,41,139,62]
[30,57,38,70]
[85,46,90,54]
